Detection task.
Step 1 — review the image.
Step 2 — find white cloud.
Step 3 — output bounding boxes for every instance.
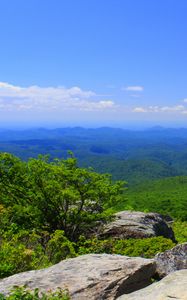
[2,82,187,122]
[133,105,186,113]
[133,107,147,113]
[160,105,185,112]
[183,98,187,103]
[122,86,144,92]
[0,82,116,112]
[79,100,115,111]
[0,82,95,99]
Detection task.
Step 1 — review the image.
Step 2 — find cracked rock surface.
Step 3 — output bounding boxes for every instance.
[117,269,187,300]
[155,242,187,278]
[0,254,155,300]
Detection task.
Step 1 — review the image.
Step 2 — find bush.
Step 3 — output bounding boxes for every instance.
[172,221,187,243]
[113,236,175,257]
[0,230,76,278]
[0,286,70,300]
[77,236,176,258]
[46,230,76,264]
[0,230,50,278]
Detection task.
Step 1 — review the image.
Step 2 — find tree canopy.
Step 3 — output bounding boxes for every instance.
[0,152,125,240]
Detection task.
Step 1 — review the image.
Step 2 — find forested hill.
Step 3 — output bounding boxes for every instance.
[1,126,187,184]
[114,176,187,221]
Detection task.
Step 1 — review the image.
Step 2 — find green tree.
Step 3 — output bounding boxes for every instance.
[0,153,126,241]
[27,155,125,240]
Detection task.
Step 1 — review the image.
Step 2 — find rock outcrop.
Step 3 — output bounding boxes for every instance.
[101,211,175,241]
[155,242,187,278]
[0,254,155,300]
[117,269,187,300]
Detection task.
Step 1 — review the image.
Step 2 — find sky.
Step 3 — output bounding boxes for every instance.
[0,0,187,128]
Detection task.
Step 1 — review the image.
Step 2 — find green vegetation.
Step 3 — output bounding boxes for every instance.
[113,176,187,221]
[0,152,125,278]
[0,287,70,300]
[0,151,186,293]
[0,229,77,278]
[173,221,187,243]
[1,127,187,185]
[0,152,125,240]
[77,236,175,258]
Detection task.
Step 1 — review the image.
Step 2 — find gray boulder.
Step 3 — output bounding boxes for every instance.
[101,211,175,241]
[0,254,155,300]
[155,242,187,278]
[117,269,187,300]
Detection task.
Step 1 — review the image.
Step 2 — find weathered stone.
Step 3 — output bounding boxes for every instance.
[155,242,187,278]
[101,211,175,241]
[0,254,155,300]
[117,269,187,300]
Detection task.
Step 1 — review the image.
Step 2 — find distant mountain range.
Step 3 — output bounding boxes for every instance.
[1,126,187,184]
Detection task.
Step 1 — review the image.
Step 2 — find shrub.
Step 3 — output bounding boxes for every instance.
[173,221,187,243]
[0,286,70,300]
[0,230,76,278]
[46,230,76,264]
[0,230,50,278]
[77,236,175,258]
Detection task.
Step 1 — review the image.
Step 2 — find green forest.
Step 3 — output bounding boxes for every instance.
[0,128,187,298]
[1,127,187,184]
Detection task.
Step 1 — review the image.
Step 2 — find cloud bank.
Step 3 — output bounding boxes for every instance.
[0,82,116,112]
[0,82,187,124]
[133,105,187,114]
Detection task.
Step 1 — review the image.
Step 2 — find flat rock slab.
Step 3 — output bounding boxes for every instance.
[117,269,187,300]
[155,242,187,278]
[0,254,155,300]
[101,211,175,241]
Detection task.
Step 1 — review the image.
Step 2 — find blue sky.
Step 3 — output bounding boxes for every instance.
[0,0,187,128]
